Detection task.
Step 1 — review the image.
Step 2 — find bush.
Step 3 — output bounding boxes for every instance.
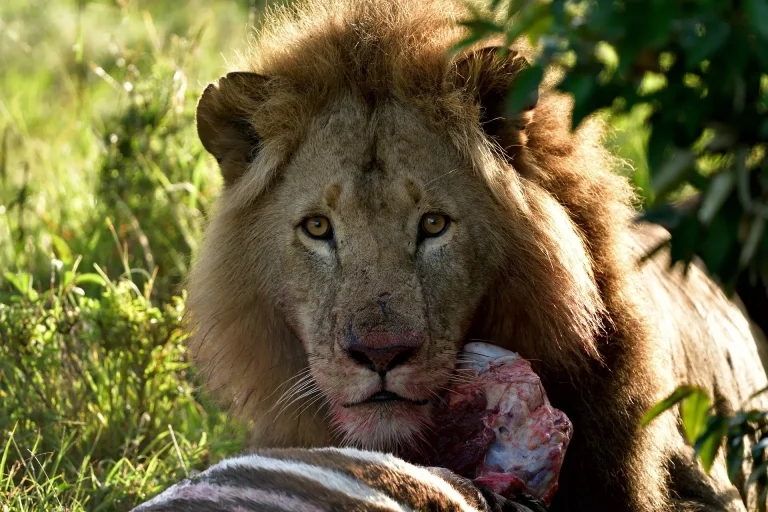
[0,2,255,509]
[0,0,244,300]
[1,259,245,511]
[462,0,768,293]
[92,45,221,301]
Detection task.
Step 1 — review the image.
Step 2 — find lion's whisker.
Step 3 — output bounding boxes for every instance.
[292,390,326,419]
[255,367,314,407]
[276,385,322,418]
[297,390,327,417]
[272,374,317,411]
[274,373,314,402]
[310,394,333,424]
[274,378,316,409]
[424,167,460,190]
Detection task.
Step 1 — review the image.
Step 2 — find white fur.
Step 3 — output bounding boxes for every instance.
[212,453,411,511]
[313,447,478,512]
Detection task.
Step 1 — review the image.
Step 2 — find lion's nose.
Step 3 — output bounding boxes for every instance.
[344,333,422,374]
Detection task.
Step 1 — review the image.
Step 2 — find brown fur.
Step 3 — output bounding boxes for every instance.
[188,1,768,510]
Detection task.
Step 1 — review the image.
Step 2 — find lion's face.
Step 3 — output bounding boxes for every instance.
[258,99,500,447]
[192,10,607,450]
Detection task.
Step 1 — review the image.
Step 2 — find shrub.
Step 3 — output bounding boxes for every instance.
[0,2,254,509]
[0,259,245,511]
[461,0,768,293]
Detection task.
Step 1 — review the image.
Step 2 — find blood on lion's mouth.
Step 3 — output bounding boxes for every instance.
[342,390,429,408]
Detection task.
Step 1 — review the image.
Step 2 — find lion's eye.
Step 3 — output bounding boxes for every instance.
[420,213,450,238]
[302,216,333,240]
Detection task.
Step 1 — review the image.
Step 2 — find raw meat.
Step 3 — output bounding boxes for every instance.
[420,342,572,505]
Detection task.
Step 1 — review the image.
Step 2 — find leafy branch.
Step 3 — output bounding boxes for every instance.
[642,386,768,499]
[461,0,768,292]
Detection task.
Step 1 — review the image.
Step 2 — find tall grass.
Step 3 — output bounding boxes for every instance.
[0,0,266,298]
[0,1,260,510]
[1,257,246,510]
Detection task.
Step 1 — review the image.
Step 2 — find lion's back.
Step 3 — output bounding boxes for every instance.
[634,222,768,408]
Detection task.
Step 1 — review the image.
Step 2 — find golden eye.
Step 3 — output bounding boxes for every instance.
[302,216,333,240]
[420,213,450,237]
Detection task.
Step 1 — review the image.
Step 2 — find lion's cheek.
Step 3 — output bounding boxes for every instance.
[277,297,335,350]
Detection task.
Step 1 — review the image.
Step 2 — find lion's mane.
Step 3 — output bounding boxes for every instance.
[187,1,768,510]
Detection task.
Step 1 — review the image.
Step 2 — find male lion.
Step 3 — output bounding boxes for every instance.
[187,0,768,510]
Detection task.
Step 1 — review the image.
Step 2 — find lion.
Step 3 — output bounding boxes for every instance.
[186,0,768,510]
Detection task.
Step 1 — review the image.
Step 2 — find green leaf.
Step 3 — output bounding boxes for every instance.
[506,64,543,117]
[501,1,551,48]
[506,0,525,19]
[698,171,735,225]
[699,215,737,275]
[694,415,728,473]
[751,437,768,459]
[746,0,768,40]
[3,272,25,295]
[684,20,730,68]
[559,73,597,130]
[62,270,75,287]
[760,119,768,139]
[651,149,696,199]
[741,410,768,423]
[641,386,704,426]
[74,273,107,287]
[647,124,673,179]
[524,12,553,43]
[726,435,745,484]
[740,216,765,268]
[50,234,73,265]
[3,271,38,301]
[669,214,701,267]
[452,34,491,53]
[457,19,505,35]
[680,388,711,445]
[746,460,768,489]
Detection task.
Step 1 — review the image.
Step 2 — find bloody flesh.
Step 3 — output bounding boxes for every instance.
[420,342,572,505]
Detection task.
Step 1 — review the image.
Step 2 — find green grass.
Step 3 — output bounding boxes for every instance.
[0,1,653,510]
[0,0,267,299]
[0,1,260,510]
[1,264,246,511]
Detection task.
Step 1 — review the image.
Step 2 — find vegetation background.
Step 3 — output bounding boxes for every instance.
[0,0,763,510]
[0,1,262,509]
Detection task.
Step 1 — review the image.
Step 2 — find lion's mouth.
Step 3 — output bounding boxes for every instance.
[342,390,429,408]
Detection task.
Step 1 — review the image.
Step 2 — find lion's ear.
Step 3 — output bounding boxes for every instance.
[454,47,538,155]
[196,72,269,185]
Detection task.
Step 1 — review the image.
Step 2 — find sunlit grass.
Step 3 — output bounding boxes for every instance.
[1,1,257,510]
[0,0,260,297]
[0,244,248,511]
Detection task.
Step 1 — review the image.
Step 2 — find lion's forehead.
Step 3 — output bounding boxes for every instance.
[279,98,474,217]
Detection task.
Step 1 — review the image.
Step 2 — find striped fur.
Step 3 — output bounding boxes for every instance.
[132,448,543,511]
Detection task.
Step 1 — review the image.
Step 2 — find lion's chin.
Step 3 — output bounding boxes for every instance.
[331,401,433,451]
